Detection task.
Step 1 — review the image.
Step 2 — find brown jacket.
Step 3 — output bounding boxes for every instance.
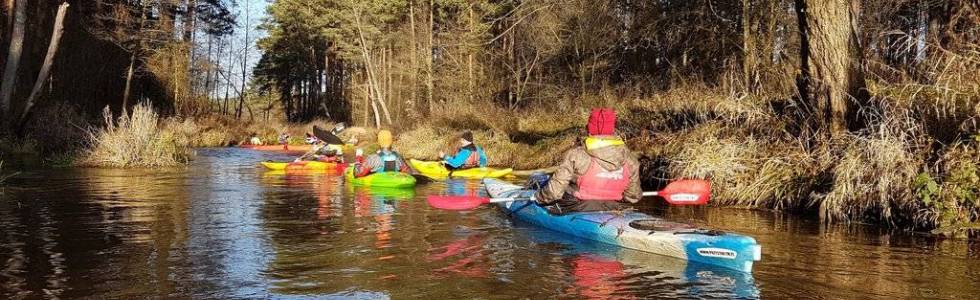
[536,138,642,204]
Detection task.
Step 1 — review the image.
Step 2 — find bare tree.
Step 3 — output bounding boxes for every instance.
[0,0,25,122]
[236,0,252,119]
[19,2,70,125]
[122,3,148,110]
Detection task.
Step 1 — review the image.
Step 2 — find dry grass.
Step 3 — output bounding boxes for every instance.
[655,123,817,211]
[76,103,191,168]
[615,67,976,231]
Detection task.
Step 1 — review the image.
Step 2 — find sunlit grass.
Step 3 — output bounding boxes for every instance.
[77,103,191,168]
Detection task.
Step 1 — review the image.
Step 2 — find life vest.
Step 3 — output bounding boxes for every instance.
[462,146,484,168]
[573,158,631,201]
[378,150,402,172]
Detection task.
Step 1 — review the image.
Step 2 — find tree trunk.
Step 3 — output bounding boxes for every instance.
[223,47,232,115]
[236,0,251,119]
[183,0,196,42]
[4,0,12,27]
[427,0,435,113]
[742,0,760,91]
[122,53,137,111]
[283,81,292,121]
[795,0,866,136]
[468,6,475,102]
[204,33,213,102]
[211,36,223,109]
[4,0,13,52]
[353,12,392,126]
[20,2,69,125]
[409,1,418,112]
[914,0,928,64]
[0,0,25,122]
[122,3,147,112]
[385,47,393,123]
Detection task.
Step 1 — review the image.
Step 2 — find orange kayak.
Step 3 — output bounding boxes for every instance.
[240,144,313,152]
[261,161,347,171]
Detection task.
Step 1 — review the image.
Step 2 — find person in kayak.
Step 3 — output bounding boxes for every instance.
[533,108,641,214]
[304,132,319,144]
[248,133,263,145]
[295,142,344,162]
[352,130,411,177]
[277,132,290,145]
[438,131,488,170]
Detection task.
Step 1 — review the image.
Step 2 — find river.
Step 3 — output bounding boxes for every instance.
[0,148,977,299]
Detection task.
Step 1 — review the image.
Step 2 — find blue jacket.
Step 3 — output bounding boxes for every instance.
[443,145,487,168]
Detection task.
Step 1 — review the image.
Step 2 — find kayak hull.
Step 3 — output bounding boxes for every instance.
[409,159,512,179]
[241,144,313,152]
[260,161,346,171]
[344,167,417,188]
[483,178,761,273]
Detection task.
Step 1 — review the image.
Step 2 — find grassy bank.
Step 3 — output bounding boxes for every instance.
[392,76,978,233]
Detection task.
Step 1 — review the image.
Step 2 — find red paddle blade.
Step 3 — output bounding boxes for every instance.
[427,195,491,210]
[659,179,711,205]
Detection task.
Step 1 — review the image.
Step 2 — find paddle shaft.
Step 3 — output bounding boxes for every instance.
[488,191,660,203]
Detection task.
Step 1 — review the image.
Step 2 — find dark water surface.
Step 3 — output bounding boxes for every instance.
[1,148,977,299]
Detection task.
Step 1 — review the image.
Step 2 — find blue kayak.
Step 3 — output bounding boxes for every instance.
[483,178,762,273]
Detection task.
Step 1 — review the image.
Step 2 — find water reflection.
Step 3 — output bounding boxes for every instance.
[518,222,760,299]
[0,148,977,299]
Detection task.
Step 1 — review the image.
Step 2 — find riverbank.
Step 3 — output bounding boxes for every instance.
[1,79,976,233]
[392,80,978,233]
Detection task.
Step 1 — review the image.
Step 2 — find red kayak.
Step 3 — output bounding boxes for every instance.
[239,144,313,152]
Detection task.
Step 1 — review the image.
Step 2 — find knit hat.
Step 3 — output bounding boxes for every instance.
[587,108,616,136]
[461,131,474,143]
[377,130,393,148]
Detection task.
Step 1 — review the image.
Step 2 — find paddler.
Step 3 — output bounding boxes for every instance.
[295,141,344,163]
[248,132,263,145]
[533,108,641,214]
[352,130,411,177]
[438,131,488,170]
[277,132,290,145]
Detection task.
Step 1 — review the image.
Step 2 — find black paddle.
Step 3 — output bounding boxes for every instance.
[313,125,345,145]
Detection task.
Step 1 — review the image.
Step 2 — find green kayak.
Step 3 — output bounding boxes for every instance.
[344,167,416,188]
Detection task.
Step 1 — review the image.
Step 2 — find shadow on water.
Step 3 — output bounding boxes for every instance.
[0,148,977,299]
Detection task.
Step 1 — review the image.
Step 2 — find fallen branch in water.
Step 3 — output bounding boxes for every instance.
[0,161,19,185]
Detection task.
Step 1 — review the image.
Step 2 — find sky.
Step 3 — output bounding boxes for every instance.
[214,0,269,95]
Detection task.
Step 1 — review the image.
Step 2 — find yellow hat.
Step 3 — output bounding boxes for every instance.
[377,130,393,148]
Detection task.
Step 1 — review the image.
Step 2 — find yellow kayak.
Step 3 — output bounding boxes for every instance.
[260,161,346,171]
[408,159,513,179]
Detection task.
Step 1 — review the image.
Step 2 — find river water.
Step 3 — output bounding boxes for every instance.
[0,148,977,299]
